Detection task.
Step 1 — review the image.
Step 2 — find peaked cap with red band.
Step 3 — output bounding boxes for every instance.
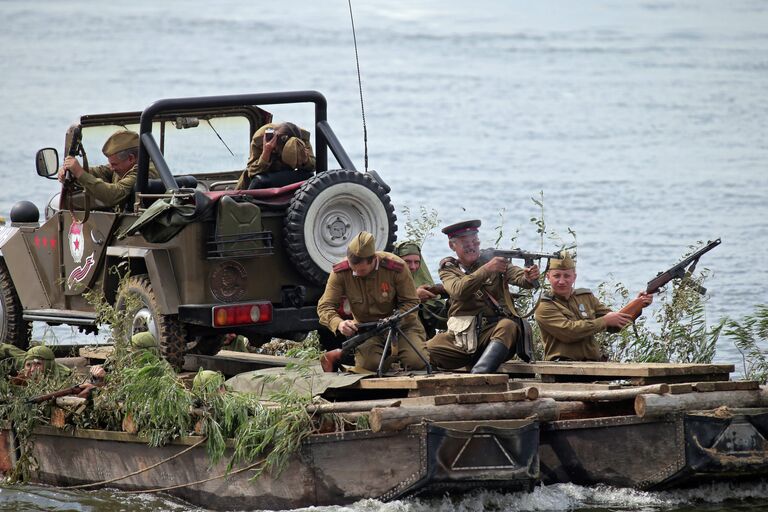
[441,219,481,239]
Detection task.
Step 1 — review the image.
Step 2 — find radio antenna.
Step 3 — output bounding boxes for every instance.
[347,0,368,172]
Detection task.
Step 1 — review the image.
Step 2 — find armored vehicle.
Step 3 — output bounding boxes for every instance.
[0,91,396,368]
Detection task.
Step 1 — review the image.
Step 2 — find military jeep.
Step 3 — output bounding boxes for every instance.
[0,91,396,368]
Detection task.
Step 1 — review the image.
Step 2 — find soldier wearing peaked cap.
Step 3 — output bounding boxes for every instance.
[236,122,316,190]
[535,253,654,361]
[427,220,540,374]
[57,129,159,208]
[316,231,428,373]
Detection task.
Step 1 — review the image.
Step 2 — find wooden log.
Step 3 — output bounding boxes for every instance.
[317,412,368,433]
[50,408,66,428]
[511,381,622,391]
[693,380,760,392]
[122,413,138,434]
[667,383,694,394]
[369,398,557,432]
[540,384,668,402]
[433,388,539,406]
[635,388,768,418]
[50,396,88,428]
[306,399,402,414]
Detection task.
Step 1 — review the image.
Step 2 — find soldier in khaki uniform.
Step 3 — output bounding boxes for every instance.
[535,254,653,361]
[57,130,159,208]
[235,122,315,190]
[317,231,428,373]
[427,220,540,373]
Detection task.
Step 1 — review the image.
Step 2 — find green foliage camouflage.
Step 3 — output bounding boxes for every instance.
[726,304,768,383]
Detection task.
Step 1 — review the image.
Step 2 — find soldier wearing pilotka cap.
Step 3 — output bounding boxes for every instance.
[316,231,429,373]
[427,220,540,374]
[57,129,159,207]
[534,253,654,361]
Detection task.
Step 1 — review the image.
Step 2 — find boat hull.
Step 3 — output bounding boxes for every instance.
[540,408,768,489]
[13,418,538,510]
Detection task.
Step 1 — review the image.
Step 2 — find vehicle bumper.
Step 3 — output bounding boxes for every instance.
[178,304,320,334]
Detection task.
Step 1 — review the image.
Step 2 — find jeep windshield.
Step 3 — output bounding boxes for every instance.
[80,112,254,176]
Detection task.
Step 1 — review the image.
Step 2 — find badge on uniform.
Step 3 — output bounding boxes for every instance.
[579,303,588,317]
[380,282,390,298]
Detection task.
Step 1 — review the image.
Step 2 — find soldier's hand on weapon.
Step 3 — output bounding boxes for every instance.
[89,365,106,381]
[603,311,633,329]
[416,285,437,301]
[524,264,540,283]
[638,292,654,306]
[76,381,99,399]
[483,256,508,274]
[339,319,359,337]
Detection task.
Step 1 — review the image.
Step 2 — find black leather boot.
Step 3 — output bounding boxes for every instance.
[470,340,509,374]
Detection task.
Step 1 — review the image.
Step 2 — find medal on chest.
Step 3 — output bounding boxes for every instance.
[578,303,588,317]
[380,282,390,298]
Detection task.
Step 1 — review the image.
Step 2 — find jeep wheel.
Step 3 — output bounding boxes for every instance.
[0,259,31,349]
[116,275,187,370]
[284,169,397,284]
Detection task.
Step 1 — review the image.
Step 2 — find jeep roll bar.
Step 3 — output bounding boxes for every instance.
[136,90,357,192]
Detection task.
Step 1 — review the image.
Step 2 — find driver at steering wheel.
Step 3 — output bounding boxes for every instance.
[57,129,158,208]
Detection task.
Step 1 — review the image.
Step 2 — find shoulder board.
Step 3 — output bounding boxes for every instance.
[332,260,351,273]
[540,292,555,302]
[573,288,592,295]
[380,257,405,272]
[440,257,459,269]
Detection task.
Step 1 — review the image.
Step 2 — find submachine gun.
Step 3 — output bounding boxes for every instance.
[620,238,721,321]
[320,304,432,377]
[478,246,576,289]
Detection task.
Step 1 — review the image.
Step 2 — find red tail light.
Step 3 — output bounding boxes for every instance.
[213,302,273,327]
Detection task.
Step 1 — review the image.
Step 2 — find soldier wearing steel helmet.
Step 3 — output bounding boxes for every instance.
[427,220,540,374]
[316,231,428,373]
[535,254,654,361]
[57,129,159,207]
[19,345,72,380]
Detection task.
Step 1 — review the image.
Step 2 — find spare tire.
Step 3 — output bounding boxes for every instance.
[284,169,397,284]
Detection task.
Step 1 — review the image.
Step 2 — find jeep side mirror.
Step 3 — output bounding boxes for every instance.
[36,147,59,179]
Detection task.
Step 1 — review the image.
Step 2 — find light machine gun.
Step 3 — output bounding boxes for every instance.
[320,304,432,377]
[620,238,721,321]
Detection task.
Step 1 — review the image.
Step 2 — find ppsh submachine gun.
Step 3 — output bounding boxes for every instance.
[320,304,432,376]
[620,238,721,321]
[478,246,575,289]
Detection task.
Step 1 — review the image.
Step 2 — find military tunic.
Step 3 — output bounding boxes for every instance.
[235,123,316,190]
[534,288,612,361]
[317,251,427,372]
[76,163,159,208]
[427,258,534,370]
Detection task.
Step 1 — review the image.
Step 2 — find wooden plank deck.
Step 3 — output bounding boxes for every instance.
[347,373,510,397]
[499,361,734,385]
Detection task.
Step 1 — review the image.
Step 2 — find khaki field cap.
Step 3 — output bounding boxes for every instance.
[348,231,376,258]
[442,219,481,239]
[102,130,139,156]
[549,252,576,270]
[281,137,308,169]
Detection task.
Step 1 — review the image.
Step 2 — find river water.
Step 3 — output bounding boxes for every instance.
[1,0,767,510]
